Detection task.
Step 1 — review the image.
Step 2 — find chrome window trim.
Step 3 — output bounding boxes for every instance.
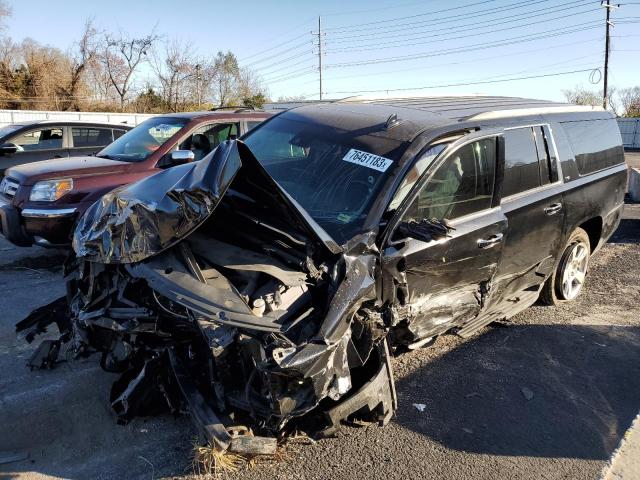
[22,207,77,218]
[501,162,627,205]
[447,206,502,226]
[500,180,563,204]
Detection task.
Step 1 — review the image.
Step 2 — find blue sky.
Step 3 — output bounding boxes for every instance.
[5,0,640,102]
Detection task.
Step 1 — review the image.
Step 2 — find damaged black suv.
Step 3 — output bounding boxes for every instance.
[18,96,626,454]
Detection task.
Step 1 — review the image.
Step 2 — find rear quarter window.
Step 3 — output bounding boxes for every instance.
[561,119,624,175]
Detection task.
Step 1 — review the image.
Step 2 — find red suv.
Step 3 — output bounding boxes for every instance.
[0,110,271,247]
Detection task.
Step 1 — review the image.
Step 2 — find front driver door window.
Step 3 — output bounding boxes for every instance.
[10,128,64,152]
[382,136,507,346]
[3,127,70,170]
[405,138,496,222]
[178,123,240,161]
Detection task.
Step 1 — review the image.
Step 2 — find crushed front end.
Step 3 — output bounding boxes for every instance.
[17,141,396,453]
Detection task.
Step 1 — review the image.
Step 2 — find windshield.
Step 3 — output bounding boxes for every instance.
[0,124,22,139]
[243,115,409,244]
[97,117,188,162]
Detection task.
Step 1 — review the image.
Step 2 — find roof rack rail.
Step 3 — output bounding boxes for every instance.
[209,106,262,113]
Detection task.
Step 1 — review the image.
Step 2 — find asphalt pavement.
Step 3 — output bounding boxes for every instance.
[0,206,638,480]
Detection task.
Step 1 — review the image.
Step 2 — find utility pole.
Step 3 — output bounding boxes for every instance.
[602,0,619,110]
[318,16,323,100]
[195,64,201,109]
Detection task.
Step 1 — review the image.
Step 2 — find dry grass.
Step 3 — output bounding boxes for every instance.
[192,443,246,479]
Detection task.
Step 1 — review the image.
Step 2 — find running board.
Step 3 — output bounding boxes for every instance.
[456,315,496,339]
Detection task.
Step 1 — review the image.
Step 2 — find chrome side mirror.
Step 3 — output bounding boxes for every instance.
[171,149,195,164]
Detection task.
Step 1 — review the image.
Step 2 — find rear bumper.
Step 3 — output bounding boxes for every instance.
[0,198,77,247]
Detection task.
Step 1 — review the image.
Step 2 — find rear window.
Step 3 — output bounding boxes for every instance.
[72,127,113,148]
[561,119,624,175]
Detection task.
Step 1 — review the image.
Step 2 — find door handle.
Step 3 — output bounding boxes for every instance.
[544,203,563,215]
[477,233,503,249]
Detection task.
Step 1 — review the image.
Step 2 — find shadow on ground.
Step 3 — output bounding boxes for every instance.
[610,218,640,244]
[394,324,640,461]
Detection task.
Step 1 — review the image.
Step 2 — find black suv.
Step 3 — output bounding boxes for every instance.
[0,120,132,175]
[19,96,626,452]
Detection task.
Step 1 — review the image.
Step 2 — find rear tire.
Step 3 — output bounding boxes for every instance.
[540,227,591,306]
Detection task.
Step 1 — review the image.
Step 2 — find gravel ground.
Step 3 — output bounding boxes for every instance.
[0,205,638,480]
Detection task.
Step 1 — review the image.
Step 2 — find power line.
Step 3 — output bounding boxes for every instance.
[255,52,315,75]
[325,0,539,32]
[263,67,317,85]
[259,57,317,78]
[327,7,600,54]
[325,0,594,46]
[321,0,498,18]
[244,40,312,68]
[324,23,604,69]
[238,29,311,63]
[302,37,602,85]
[262,63,316,82]
[325,0,554,34]
[323,68,599,96]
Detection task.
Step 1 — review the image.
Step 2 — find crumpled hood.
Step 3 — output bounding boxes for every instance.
[73,140,341,264]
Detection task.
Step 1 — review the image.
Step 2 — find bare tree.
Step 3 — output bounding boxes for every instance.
[57,19,99,110]
[101,30,159,110]
[562,85,602,107]
[618,87,640,117]
[153,39,195,111]
[212,51,240,107]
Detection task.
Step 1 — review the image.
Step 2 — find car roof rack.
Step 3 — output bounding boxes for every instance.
[209,106,262,113]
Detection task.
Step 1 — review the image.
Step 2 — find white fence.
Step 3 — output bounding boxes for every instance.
[0,109,155,127]
[618,118,640,149]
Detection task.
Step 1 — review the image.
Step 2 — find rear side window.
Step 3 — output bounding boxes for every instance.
[502,127,542,197]
[72,127,113,148]
[403,137,496,221]
[561,119,624,175]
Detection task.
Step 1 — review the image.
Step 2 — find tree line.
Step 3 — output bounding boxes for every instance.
[563,85,640,117]
[0,6,267,113]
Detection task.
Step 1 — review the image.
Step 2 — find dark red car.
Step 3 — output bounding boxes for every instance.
[0,110,271,247]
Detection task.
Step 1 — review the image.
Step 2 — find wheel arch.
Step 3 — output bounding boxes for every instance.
[578,216,603,253]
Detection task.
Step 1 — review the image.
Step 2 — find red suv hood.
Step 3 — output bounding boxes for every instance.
[6,156,132,185]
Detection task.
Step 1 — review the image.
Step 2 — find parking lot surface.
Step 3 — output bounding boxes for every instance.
[0,204,638,480]
[626,150,640,170]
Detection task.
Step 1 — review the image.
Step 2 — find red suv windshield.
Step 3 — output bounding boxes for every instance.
[97,117,188,162]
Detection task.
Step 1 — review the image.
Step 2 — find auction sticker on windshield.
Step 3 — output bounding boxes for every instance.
[342,148,393,172]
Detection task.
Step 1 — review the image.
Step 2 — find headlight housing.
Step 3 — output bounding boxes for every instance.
[29,178,74,202]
